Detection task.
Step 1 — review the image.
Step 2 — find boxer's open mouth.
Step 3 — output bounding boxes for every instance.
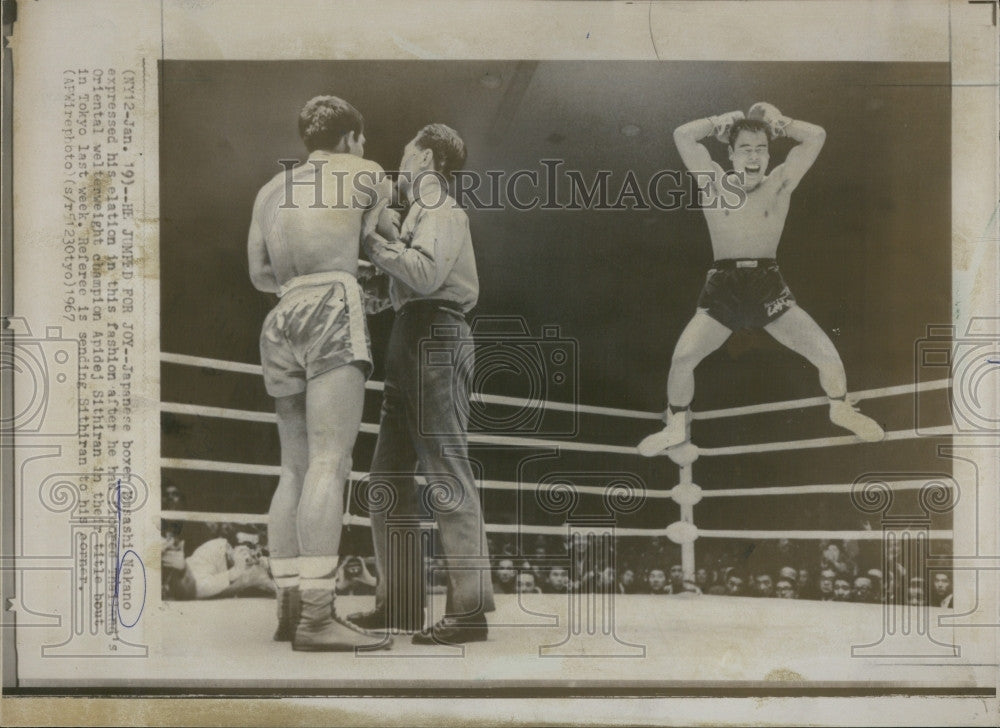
[745,165,761,175]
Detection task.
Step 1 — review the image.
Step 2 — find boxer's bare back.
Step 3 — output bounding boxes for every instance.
[249,152,389,291]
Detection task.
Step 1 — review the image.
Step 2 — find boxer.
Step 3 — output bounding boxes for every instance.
[248,95,392,651]
[638,103,884,456]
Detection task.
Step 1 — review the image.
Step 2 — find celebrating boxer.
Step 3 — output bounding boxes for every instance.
[247,95,392,651]
[638,103,884,456]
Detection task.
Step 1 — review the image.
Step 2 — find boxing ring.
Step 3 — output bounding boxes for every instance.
[154,350,967,679]
[160,350,953,570]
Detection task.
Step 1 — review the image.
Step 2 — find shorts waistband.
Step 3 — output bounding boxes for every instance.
[399,298,466,317]
[712,258,777,270]
[278,270,359,298]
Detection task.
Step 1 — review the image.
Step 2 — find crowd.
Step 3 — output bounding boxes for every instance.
[162,485,952,607]
[487,534,954,607]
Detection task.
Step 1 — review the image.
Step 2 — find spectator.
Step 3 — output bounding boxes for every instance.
[159,484,218,557]
[753,574,775,598]
[647,568,670,595]
[820,542,855,579]
[725,573,746,597]
[775,579,797,599]
[593,567,621,594]
[161,524,186,600]
[516,572,542,594]
[931,571,953,608]
[796,567,816,600]
[778,566,798,585]
[852,576,877,604]
[884,542,908,603]
[908,577,927,606]
[493,559,517,594]
[543,566,569,594]
[562,533,589,587]
[619,568,640,595]
[335,556,377,596]
[832,578,853,602]
[668,564,685,594]
[162,520,183,544]
[162,482,184,511]
[695,567,713,592]
[818,569,836,601]
[865,569,884,602]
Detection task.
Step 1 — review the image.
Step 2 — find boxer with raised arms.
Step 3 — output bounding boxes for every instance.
[638,103,884,456]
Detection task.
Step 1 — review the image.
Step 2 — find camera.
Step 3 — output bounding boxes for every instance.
[914,319,1000,435]
[1,317,79,436]
[418,316,578,436]
[344,557,363,576]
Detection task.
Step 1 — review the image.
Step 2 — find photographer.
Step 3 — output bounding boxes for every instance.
[162,528,274,600]
[335,556,377,596]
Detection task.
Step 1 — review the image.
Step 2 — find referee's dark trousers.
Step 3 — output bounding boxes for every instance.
[368,300,495,619]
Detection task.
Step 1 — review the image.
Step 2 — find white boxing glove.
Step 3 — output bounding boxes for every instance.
[748,102,793,137]
[707,110,745,143]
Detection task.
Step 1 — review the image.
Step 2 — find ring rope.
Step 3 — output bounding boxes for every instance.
[697,528,953,541]
[692,379,950,421]
[159,351,949,422]
[697,424,953,458]
[160,458,675,500]
[160,352,654,420]
[160,401,953,460]
[161,510,658,537]
[164,510,269,524]
[163,458,281,477]
[162,402,380,436]
[701,477,952,498]
[161,510,953,542]
[159,402,639,455]
[160,458,949,501]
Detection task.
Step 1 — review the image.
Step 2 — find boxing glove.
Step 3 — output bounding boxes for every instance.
[748,102,792,137]
[708,110,745,143]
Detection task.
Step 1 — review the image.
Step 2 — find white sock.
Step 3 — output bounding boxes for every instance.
[299,555,339,591]
[270,556,300,590]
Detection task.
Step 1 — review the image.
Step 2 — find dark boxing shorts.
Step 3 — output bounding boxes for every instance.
[696,258,797,331]
[260,271,373,397]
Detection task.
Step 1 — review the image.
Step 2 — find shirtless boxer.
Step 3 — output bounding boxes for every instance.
[638,103,884,456]
[248,95,392,650]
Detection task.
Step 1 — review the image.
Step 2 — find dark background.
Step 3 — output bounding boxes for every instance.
[160,61,952,542]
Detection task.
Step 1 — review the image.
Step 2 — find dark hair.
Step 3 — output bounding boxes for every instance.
[728,117,771,147]
[298,96,364,153]
[414,123,467,178]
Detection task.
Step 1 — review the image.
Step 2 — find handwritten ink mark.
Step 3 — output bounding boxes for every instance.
[114,479,146,628]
